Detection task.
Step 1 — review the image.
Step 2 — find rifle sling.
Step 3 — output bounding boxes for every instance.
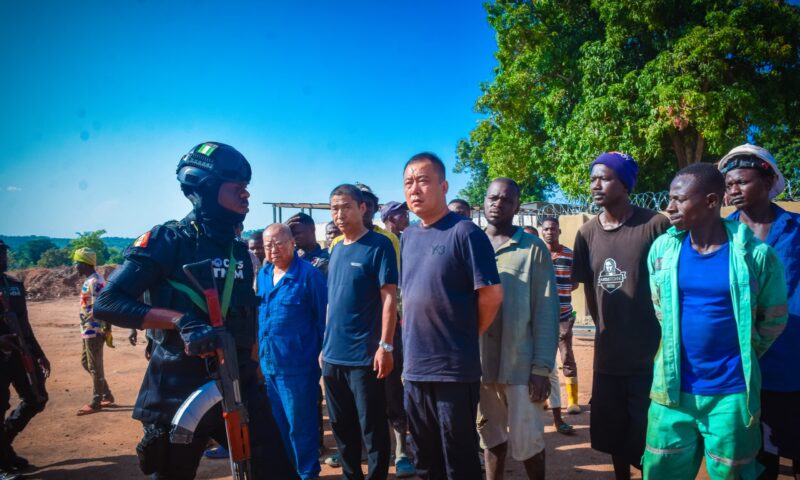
[168,246,237,322]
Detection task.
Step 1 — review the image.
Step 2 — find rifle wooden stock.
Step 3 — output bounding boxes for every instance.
[172,260,252,480]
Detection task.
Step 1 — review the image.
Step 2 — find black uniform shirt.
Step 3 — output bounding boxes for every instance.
[100,215,259,424]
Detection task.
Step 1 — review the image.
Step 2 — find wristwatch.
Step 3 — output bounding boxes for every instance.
[378,341,394,353]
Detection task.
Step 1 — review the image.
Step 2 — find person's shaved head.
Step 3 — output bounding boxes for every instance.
[489,177,521,199]
[404,152,446,182]
[447,199,472,218]
[675,163,725,197]
[264,223,295,268]
[265,223,293,240]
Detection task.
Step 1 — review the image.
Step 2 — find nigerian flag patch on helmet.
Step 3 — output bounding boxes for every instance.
[196,143,218,156]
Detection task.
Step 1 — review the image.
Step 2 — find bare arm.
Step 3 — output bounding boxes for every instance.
[379,284,398,345]
[140,308,181,330]
[373,284,398,379]
[477,284,503,335]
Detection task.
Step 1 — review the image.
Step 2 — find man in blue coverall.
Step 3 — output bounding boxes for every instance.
[258,223,327,480]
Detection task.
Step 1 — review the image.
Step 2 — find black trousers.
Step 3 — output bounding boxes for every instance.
[589,371,652,467]
[323,362,389,480]
[142,378,298,480]
[404,381,481,480]
[384,330,406,433]
[0,354,48,456]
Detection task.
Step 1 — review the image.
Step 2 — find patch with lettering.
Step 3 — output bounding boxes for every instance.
[597,258,627,294]
[211,257,245,280]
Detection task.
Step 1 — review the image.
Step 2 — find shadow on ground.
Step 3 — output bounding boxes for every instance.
[27,454,141,479]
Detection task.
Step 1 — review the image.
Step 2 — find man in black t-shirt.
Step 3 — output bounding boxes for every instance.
[401,153,503,480]
[322,184,398,480]
[571,152,669,480]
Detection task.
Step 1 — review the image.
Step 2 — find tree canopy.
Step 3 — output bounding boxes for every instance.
[68,230,111,266]
[457,0,800,200]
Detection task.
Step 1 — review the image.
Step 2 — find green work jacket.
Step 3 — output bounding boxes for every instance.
[647,219,788,425]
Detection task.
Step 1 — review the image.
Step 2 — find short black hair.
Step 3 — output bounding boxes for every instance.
[330,184,364,204]
[248,230,264,242]
[541,216,559,226]
[405,152,446,181]
[490,177,521,198]
[448,198,470,210]
[675,162,725,197]
[287,212,315,226]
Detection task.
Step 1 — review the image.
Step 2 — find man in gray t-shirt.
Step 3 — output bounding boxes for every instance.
[401,152,502,480]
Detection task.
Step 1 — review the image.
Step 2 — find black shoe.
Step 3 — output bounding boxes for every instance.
[4,446,29,471]
[0,466,21,480]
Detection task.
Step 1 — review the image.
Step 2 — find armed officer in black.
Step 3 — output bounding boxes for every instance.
[0,240,49,480]
[94,143,296,480]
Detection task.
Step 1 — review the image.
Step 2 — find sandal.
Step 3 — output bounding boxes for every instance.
[100,399,116,407]
[555,421,575,435]
[77,404,101,416]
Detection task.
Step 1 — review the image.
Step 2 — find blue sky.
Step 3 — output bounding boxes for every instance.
[0,1,497,237]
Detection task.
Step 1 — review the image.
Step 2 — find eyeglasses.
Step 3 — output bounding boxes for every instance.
[264,239,293,250]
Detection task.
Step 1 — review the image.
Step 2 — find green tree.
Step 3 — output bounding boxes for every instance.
[7,251,31,270]
[461,0,800,198]
[68,230,111,265]
[15,238,58,266]
[37,248,72,268]
[106,247,124,265]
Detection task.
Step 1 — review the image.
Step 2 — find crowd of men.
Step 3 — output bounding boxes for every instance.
[0,141,797,480]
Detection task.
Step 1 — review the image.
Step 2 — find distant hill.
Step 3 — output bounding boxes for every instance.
[0,235,135,251]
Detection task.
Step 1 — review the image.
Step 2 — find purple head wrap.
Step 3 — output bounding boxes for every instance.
[590,152,639,192]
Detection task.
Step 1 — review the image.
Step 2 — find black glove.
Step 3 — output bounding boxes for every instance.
[175,313,217,356]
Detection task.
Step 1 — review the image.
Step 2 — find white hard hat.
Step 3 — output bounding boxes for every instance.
[718,144,785,199]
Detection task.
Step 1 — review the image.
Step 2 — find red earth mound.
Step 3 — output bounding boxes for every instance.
[8,265,118,301]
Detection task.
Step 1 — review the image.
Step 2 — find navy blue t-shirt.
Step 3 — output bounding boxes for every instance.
[322,229,398,367]
[678,236,745,394]
[401,211,500,382]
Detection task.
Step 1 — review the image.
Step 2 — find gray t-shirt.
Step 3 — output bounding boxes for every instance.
[401,212,500,382]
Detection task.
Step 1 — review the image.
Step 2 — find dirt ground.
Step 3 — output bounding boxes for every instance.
[8,297,794,479]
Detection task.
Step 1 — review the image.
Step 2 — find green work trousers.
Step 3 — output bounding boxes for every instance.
[643,391,762,480]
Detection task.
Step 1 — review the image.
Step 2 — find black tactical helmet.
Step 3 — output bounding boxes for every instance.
[176,142,252,191]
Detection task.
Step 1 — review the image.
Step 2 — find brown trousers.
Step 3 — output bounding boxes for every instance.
[81,335,112,407]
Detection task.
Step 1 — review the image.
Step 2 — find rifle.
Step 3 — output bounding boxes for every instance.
[170,260,252,480]
[0,285,46,404]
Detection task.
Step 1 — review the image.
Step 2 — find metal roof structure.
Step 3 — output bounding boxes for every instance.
[263,202,334,223]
